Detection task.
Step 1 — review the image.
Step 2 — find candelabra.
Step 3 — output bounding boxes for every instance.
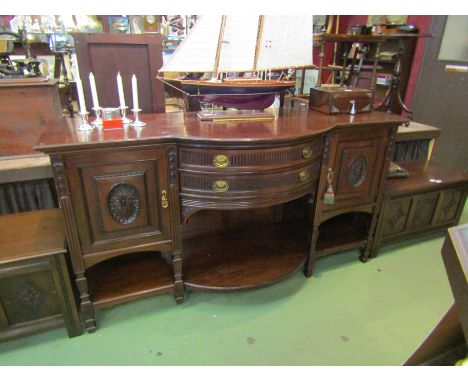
[76,111,94,131]
[130,109,146,127]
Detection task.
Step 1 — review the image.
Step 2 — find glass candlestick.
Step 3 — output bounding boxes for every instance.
[120,106,131,124]
[130,108,146,127]
[91,107,103,127]
[76,111,95,131]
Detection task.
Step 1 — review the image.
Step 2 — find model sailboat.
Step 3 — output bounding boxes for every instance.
[158,15,313,110]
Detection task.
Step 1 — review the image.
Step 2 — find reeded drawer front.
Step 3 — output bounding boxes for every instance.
[179,139,323,172]
[180,161,320,197]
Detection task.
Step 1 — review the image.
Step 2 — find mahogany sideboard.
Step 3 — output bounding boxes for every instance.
[35,108,407,332]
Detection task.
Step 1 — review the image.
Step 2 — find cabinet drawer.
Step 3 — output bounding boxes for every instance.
[179,139,323,172]
[180,161,320,208]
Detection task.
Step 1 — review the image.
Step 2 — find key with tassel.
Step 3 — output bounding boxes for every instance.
[323,168,335,205]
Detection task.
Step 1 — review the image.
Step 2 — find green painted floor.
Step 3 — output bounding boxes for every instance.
[1,206,466,365]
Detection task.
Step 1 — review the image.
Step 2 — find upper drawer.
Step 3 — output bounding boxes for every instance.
[178,138,323,172]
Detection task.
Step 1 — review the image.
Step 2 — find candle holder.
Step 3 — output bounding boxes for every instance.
[120,106,131,125]
[130,109,146,128]
[91,107,103,127]
[76,111,95,131]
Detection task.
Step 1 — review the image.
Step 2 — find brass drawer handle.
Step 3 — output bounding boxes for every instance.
[302,146,313,159]
[299,170,310,183]
[213,154,230,168]
[212,179,229,192]
[161,190,169,208]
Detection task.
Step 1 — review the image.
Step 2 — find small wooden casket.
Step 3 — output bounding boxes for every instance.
[309,86,373,114]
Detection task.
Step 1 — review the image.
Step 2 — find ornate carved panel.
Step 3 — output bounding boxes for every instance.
[0,271,60,325]
[381,198,411,237]
[108,183,141,224]
[348,156,368,188]
[407,193,438,230]
[435,189,463,224]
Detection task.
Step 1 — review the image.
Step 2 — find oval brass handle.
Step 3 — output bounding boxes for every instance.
[161,190,168,208]
[212,179,229,192]
[299,170,310,183]
[302,146,313,159]
[213,154,230,168]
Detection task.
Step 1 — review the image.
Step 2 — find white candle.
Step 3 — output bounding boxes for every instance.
[76,75,87,114]
[131,74,139,110]
[89,72,100,109]
[117,72,126,109]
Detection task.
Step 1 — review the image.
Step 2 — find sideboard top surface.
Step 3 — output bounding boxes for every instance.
[35,109,407,153]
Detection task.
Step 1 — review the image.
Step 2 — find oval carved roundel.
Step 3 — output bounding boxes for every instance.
[107,183,141,224]
[348,156,367,188]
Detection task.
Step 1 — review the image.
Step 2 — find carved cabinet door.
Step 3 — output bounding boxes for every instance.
[322,126,389,211]
[64,146,173,258]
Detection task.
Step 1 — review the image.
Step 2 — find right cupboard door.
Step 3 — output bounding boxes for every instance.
[322,126,389,212]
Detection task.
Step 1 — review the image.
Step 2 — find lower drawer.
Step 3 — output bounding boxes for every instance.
[180,162,320,209]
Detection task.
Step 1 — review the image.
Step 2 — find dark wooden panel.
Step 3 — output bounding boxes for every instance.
[406,192,439,230]
[0,261,61,326]
[73,33,165,114]
[0,81,62,157]
[64,147,172,259]
[322,126,388,211]
[381,198,412,238]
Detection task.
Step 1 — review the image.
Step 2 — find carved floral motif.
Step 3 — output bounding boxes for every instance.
[108,183,141,224]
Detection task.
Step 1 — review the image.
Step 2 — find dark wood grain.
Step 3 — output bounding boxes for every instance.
[35,109,408,154]
[73,33,165,114]
[385,161,468,197]
[0,80,62,158]
[0,209,66,264]
[183,219,308,291]
[87,251,173,309]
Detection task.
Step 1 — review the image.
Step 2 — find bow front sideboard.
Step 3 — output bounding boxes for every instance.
[35,108,407,332]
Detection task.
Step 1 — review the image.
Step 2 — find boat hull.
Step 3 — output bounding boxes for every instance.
[160,78,295,110]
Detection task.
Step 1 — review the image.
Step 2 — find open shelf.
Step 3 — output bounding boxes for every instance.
[183,219,309,291]
[316,213,369,257]
[87,252,174,309]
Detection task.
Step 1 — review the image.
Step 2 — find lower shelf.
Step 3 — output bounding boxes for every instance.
[183,219,309,291]
[316,213,369,257]
[87,252,174,309]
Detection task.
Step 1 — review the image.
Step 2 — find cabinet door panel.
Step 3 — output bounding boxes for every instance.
[323,127,388,211]
[66,147,171,255]
[406,193,438,230]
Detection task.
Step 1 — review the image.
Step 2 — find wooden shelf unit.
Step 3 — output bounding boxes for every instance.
[183,219,308,291]
[87,252,174,309]
[316,213,369,256]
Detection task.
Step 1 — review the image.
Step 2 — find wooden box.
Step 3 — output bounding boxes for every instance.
[308,86,373,114]
[0,209,82,341]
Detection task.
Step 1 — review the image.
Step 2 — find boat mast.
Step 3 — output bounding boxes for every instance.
[213,15,227,79]
[253,15,265,75]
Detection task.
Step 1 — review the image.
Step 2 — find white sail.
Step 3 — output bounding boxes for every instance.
[256,15,313,70]
[160,15,313,73]
[160,15,222,72]
[217,15,260,73]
